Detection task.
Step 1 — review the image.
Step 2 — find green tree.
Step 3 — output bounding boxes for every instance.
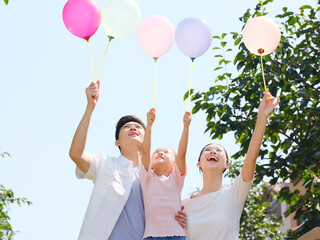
[188,0,320,238]
[239,184,284,239]
[0,152,32,240]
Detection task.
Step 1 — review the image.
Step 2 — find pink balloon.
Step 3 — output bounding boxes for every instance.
[63,0,101,40]
[137,15,175,58]
[243,16,281,56]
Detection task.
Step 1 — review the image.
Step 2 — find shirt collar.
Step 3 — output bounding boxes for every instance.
[119,155,134,168]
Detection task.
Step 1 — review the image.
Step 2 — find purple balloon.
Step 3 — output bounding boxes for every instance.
[175,17,212,60]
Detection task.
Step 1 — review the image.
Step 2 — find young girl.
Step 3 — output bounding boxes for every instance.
[181,89,279,240]
[140,108,192,240]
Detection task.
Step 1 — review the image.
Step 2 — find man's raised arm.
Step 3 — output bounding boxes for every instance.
[69,80,100,173]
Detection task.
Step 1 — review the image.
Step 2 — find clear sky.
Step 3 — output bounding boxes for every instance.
[0,0,317,239]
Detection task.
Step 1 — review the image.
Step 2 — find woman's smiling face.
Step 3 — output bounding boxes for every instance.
[197,144,229,173]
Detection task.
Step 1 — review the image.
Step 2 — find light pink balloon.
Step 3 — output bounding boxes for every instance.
[137,15,175,58]
[63,0,101,40]
[243,16,281,56]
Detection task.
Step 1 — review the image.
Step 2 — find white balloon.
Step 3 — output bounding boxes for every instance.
[243,16,281,56]
[102,0,141,39]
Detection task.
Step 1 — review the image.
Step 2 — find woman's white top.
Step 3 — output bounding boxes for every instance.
[183,175,252,240]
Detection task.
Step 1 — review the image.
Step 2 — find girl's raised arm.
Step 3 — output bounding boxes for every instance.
[141,108,156,171]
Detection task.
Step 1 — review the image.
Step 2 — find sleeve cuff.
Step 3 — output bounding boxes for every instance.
[75,153,106,182]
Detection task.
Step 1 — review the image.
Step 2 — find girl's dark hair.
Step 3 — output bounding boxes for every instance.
[197,143,229,173]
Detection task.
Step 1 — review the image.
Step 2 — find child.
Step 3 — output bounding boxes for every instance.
[140,108,192,240]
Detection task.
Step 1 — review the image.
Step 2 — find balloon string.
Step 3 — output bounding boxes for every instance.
[153,58,158,108]
[87,41,95,83]
[260,54,267,92]
[187,61,195,111]
[96,37,113,82]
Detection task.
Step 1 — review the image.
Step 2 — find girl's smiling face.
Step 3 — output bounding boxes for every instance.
[151,147,176,173]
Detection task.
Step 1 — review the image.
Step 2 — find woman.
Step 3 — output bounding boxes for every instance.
[179,89,279,240]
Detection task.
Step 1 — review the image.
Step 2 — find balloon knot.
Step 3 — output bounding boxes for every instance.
[153,57,158,62]
[257,48,265,55]
[108,36,114,42]
[84,36,90,42]
[191,57,196,62]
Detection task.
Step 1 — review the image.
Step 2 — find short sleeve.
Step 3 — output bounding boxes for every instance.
[75,153,106,183]
[232,174,253,207]
[173,162,186,189]
[139,162,151,190]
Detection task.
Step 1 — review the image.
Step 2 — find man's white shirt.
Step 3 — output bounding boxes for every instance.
[76,153,135,240]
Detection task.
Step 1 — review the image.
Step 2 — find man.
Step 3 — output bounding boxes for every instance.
[69,80,146,240]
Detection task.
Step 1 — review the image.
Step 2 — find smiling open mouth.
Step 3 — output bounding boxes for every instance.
[207,155,218,162]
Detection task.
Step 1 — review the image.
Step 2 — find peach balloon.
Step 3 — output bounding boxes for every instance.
[243,16,281,56]
[137,15,175,58]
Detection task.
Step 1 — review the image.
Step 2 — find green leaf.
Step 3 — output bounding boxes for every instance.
[300,99,309,108]
[300,5,312,10]
[4,0,9,5]
[183,89,194,101]
[288,16,298,25]
[221,33,227,39]
[221,41,227,47]
[1,152,10,157]
[192,92,202,101]
[192,103,201,114]
[276,11,294,18]
[234,38,241,46]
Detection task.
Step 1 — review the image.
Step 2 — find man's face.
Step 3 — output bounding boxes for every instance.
[116,121,145,149]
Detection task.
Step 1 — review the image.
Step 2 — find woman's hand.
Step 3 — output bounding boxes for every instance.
[174,206,187,229]
[258,89,280,118]
[183,111,192,127]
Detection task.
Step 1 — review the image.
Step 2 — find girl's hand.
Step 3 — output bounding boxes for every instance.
[183,111,192,127]
[174,206,187,229]
[147,108,156,126]
[258,89,280,118]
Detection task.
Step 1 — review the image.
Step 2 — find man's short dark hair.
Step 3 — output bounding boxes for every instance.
[115,115,146,141]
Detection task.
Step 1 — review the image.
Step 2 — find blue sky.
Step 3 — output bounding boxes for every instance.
[0,0,317,239]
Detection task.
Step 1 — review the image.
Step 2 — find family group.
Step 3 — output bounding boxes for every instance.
[69,80,279,240]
